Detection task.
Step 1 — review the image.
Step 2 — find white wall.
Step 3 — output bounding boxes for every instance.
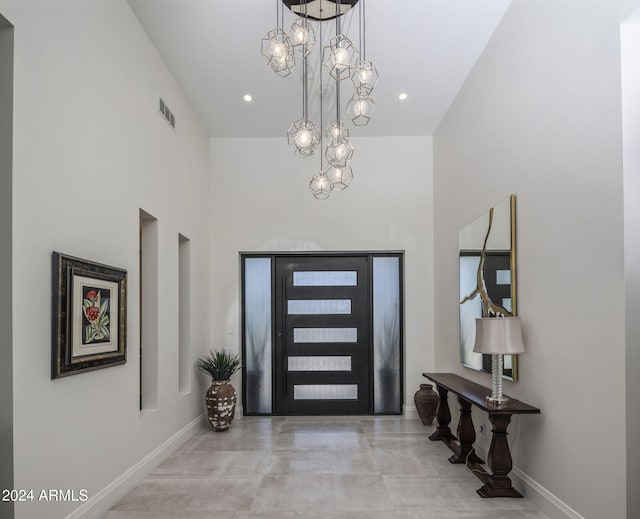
[0,1,211,518]
[621,15,640,519]
[0,12,13,519]
[209,136,434,412]
[434,0,634,517]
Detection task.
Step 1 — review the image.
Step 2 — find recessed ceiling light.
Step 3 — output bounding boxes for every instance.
[398,93,408,101]
[243,94,253,102]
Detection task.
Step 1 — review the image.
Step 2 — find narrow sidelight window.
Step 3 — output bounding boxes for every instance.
[373,256,402,413]
[242,257,273,414]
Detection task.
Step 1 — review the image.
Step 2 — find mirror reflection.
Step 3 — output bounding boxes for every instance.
[459,195,518,380]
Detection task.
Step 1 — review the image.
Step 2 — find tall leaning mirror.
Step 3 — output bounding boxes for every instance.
[459,195,518,380]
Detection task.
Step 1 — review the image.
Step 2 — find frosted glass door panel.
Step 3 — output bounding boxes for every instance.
[373,257,401,413]
[288,356,352,371]
[288,299,351,315]
[293,384,358,400]
[293,327,358,343]
[244,258,272,414]
[293,271,357,286]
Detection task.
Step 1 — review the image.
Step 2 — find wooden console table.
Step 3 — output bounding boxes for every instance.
[423,373,540,498]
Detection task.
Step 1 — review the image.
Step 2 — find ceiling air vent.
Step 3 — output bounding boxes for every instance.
[158,97,176,130]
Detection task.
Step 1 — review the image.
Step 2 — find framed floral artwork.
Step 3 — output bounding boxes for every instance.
[52,252,127,378]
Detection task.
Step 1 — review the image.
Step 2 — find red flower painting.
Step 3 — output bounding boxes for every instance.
[82,288,110,344]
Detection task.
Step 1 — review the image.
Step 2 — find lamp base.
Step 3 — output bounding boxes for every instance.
[489,354,507,404]
[486,394,510,404]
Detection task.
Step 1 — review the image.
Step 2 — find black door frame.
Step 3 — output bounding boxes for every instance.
[241,251,405,416]
[274,255,372,415]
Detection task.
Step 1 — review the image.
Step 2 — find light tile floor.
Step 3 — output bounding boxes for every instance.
[107,416,550,519]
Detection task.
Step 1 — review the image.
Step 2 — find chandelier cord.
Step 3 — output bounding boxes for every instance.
[359,0,362,59]
[303,0,307,120]
[297,0,310,121]
[303,47,306,119]
[302,43,309,119]
[336,0,341,121]
[363,0,366,60]
[319,18,324,171]
[336,69,340,122]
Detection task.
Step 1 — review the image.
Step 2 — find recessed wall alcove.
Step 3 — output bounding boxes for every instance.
[620,13,640,516]
[0,12,14,519]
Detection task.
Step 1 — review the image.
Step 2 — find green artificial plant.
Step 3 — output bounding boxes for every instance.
[196,350,241,381]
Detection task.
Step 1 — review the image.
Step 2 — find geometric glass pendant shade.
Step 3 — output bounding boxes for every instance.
[346,93,375,126]
[288,118,320,157]
[325,120,350,141]
[352,60,379,95]
[325,137,354,168]
[323,34,359,82]
[289,17,315,57]
[309,168,334,199]
[261,28,295,77]
[326,165,353,191]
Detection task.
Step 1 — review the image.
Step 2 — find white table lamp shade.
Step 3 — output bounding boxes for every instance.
[473,317,525,355]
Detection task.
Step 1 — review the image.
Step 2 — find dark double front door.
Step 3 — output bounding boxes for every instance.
[274,256,371,414]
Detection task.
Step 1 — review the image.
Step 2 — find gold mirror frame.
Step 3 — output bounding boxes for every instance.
[458,195,518,381]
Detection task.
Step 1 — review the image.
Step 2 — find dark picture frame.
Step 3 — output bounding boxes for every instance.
[52,252,127,379]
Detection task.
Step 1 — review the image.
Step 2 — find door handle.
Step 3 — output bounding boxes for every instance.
[282,275,288,395]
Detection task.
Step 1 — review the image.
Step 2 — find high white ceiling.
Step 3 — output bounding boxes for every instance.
[127,0,512,138]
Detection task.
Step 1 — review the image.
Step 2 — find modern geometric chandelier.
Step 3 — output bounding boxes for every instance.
[261,0,379,199]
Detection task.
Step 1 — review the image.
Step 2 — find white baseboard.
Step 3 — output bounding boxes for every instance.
[403,404,418,419]
[65,414,204,519]
[472,445,584,519]
[511,467,585,519]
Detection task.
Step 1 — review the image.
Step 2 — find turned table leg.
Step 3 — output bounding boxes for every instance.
[477,413,522,498]
[449,397,483,464]
[429,386,457,442]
